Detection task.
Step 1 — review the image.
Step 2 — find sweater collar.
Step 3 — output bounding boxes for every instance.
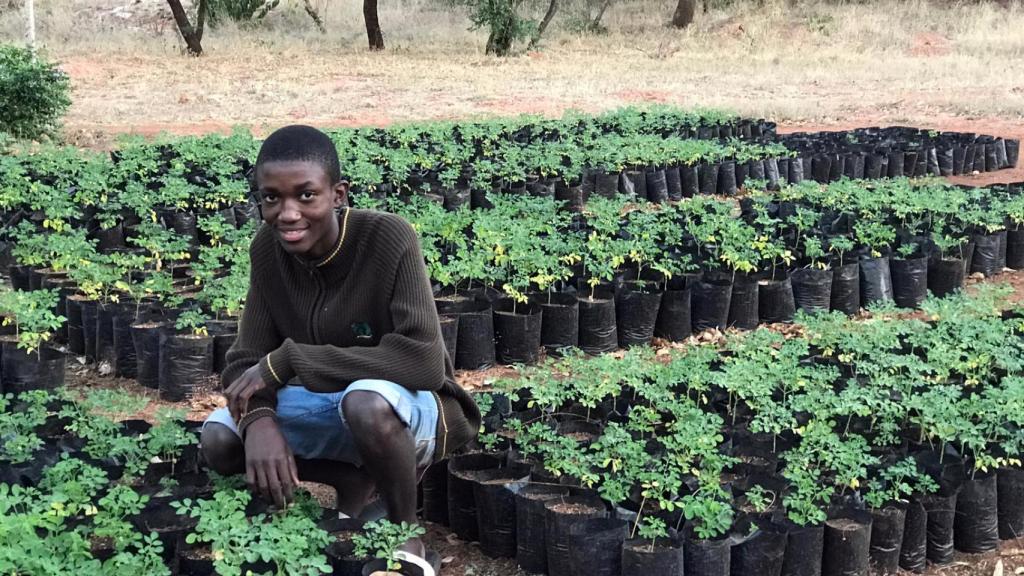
[286,208,367,280]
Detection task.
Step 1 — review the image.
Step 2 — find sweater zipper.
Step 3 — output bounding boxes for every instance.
[309,270,326,343]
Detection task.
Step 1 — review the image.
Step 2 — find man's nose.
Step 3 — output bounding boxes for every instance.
[279,199,301,221]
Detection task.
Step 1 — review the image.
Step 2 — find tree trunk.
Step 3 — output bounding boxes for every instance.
[592,0,612,30]
[672,0,696,28]
[363,0,384,51]
[527,0,558,49]
[166,0,206,56]
[25,0,35,51]
[303,0,326,33]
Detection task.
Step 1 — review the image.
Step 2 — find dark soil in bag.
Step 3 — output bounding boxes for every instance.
[421,459,449,525]
[472,468,530,558]
[953,471,999,553]
[1,341,65,393]
[1007,139,1020,167]
[515,484,570,574]
[447,452,506,542]
[923,493,957,565]
[759,276,796,324]
[646,168,669,203]
[928,258,965,297]
[619,170,644,198]
[859,256,893,306]
[493,299,542,365]
[567,517,628,576]
[728,275,759,330]
[887,151,905,178]
[764,158,781,190]
[891,256,928,309]
[1006,228,1024,270]
[132,322,165,389]
[655,288,692,341]
[997,229,1009,270]
[544,495,608,576]
[615,282,663,348]
[822,511,871,576]
[95,302,120,368]
[781,522,824,576]
[685,533,731,576]
[622,538,683,576]
[8,264,31,291]
[998,467,1024,540]
[730,519,786,576]
[791,267,832,314]
[594,170,620,199]
[81,298,99,361]
[472,186,496,210]
[830,262,860,316]
[681,164,700,197]
[700,162,720,195]
[971,232,1002,277]
[578,290,618,355]
[65,296,87,355]
[937,148,954,176]
[536,292,578,354]
[900,497,928,573]
[158,331,213,402]
[555,182,585,212]
[665,166,683,201]
[864,153,884,179]
[811,154,832,183]
[111,311,141,378]
[436,299,495,370]
[438,314,458,362]
[868,504,906,576]
[718,161,738,196]
[693,276,733,331]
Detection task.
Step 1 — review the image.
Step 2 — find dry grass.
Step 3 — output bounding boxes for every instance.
[2,0,1023,144]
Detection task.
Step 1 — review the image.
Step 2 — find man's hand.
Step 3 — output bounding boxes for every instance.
[225,363,272,423]
[244,417,300,509]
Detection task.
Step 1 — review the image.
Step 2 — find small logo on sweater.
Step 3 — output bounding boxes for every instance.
[352,322,373,341]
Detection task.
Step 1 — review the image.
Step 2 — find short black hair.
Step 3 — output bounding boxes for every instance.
[255,125,342,184]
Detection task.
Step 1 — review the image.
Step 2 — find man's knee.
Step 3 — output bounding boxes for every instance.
[342,391,400,436]
[200,422,245,475]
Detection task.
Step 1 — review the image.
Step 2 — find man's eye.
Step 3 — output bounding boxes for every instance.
[262,194,278,203]
[300,191,315,200]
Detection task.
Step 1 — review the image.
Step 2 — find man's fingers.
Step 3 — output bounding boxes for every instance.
[277,458,295,505]
[255,463,269,502]
[287,453,300,487]
[266,464,285,509]
[245,461,256,494]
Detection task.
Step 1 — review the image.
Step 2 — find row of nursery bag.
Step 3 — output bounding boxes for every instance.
[427,286,1024,576]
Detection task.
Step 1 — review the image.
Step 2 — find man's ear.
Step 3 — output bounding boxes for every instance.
[334,181,349,208]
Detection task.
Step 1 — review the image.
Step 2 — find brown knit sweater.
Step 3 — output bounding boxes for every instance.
[221,208,480,463]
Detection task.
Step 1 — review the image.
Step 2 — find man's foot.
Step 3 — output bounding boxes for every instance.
[397,536,426,559]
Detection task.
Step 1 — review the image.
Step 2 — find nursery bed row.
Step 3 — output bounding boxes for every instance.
[5,176,1024,400]
[421,285,1024,576]
[3,285,1023,575]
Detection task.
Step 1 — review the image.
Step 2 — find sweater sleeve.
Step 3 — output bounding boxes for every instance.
[260,228,446,394]
[221,238,284,416]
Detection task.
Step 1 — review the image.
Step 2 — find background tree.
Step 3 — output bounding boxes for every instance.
[166,0,208,56]
[672,0,696,28]
[364,0,384,50]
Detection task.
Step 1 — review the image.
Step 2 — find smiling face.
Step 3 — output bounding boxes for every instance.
[255,160,348,259]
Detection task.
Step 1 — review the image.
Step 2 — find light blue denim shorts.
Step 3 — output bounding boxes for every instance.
[204,379,439,469]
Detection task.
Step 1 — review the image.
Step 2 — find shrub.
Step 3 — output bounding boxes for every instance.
[207,0,280,26]
[0,45,71,140]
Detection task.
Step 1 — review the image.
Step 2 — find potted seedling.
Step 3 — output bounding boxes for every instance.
[0,288,67,392]
[353,519,429,576]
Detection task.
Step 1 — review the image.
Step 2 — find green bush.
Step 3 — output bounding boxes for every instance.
[207,0,280,25]
[0,45,71,141]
